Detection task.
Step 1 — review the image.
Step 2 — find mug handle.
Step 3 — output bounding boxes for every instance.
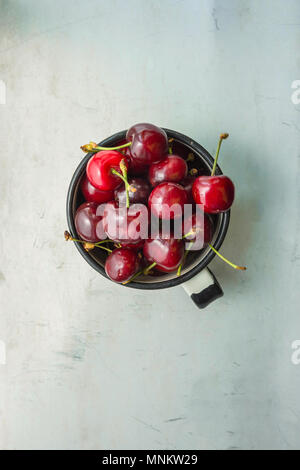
[182,268,223,309]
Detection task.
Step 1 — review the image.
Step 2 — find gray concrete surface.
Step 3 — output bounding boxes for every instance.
[0,0,300,450]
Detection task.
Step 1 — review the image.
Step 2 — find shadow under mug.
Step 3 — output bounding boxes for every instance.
[66,128,230,309]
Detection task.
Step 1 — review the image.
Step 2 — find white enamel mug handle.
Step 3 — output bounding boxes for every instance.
[182,268,223,309]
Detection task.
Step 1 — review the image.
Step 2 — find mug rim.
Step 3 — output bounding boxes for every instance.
[66,128,230,290]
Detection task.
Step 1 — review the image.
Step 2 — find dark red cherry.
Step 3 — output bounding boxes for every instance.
[75,202,104,242]
[192,175,235,213]
[183,212,213,250]
[148,154,187,186]
[114,177,151,206]
[148,182,188,220]
[103,201,148,244]
[126,123,168,165]
[180,175,196,203]
[143,235,184,272]
[120,239,145,251]
[105,248,140,283]
[125,147,148,176]
[80,174,114,204]
[86,150,129,191]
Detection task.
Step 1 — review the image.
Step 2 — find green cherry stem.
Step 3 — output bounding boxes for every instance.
[111,159,132,208]
[177,241,193,276]
[64,231,113,252]
[96,245,112,253]
[208,244,246,270]
[180,229,246,271]
[122,269,143,285]
[182,229,196,239]
[143,262,157,275]
[211,133,229,177]
[95,142,132,151]
[81,141,132,153]
[123,261,158,285]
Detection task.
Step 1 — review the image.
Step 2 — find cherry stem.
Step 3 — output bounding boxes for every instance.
[96,245,112,253]
[168,138,173,154]
[111,159,130,208]
[143,262,157,275]
[64,232,113,253]
[208,243,246,270]
[95,142,132,152]
[122,269,143,285]
[96,240,113,247]
[182,229,195,239]
[120,159,130,209]
[123,261,158,285]
[211,133,229,177]
[177,241,193,276]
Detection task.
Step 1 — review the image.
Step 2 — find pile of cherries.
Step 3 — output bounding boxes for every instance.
[65,123,245,284]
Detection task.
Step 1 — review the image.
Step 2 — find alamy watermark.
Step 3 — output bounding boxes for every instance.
[0,80,6,104]
[93,202,206,250]
[291,80,300,105]
[291,340,300,365]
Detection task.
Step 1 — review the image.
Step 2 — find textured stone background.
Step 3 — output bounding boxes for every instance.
[0,0,299,450]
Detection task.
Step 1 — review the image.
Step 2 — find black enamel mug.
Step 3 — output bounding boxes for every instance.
[66,129,230,309]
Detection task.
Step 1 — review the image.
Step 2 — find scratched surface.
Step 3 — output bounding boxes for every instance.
[0,0,300,450]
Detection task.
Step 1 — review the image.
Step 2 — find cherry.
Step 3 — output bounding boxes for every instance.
[81,174,114,204]
[192,133,235,213]
[143,235,184,273]
[126,148,148,176]
[148,182,188,220]
[183,212,213,250]
[126,123,168,165]
[103,201,148,245]
[74,202,105,242]
[105,248,140,283]
[193,175,235,213]
[148,154,187,186]
[180,175,196,203]
[114,177,151,206]
[86,150,129,192]
[120,239,145,251]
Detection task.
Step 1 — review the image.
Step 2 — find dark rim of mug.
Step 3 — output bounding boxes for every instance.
[66,128,230,290]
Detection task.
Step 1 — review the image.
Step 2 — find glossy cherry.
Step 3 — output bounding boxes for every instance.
[126,123,168,165]
[148,182,188,220]
[192,175,235,213]
[125,147,148,176]
[105,248,140,283]
[192,133,234,213]
[86,150,129,191]
[148,154,187,186]
[143,235,184,273]
[75,202,104,242]
[103,201,148,245]
[114,177,151,206]
[81,174,114,204]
